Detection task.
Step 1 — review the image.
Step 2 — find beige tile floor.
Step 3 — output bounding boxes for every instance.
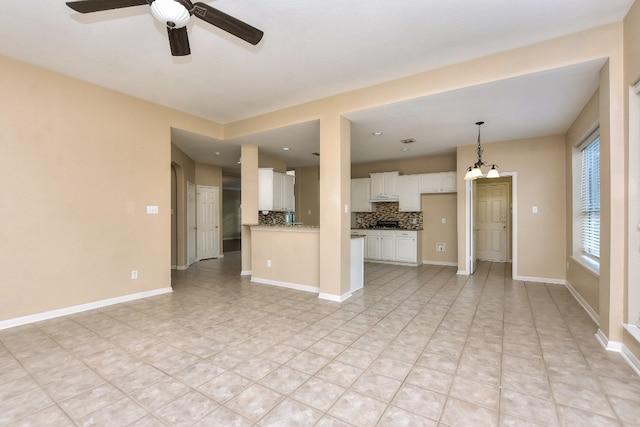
[1,253,640,426]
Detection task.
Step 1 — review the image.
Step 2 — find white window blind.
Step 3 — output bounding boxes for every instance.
[580,136,600,258]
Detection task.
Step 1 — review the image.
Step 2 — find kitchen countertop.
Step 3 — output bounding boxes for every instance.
[250,224,319,232]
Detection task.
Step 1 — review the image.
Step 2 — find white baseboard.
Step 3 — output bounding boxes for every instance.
[595,329,623,352]
[251,277,319,294]
[621,345,640,376]
[0,287,173,331]
[513,275,566,285]
[364,259,419,267]
[318,292,352,303]
[457,269,469,275]
[240,270,252,276]
[422,260,458,267]
[176,264,189,271]
[565,280,600,325]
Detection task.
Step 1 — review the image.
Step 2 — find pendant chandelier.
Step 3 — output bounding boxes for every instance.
[464,121,500,180]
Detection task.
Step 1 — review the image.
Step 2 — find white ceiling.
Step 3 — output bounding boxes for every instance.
[0,0,633,175]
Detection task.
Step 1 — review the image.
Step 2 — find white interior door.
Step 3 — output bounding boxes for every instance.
[187,182,196,266]
[197,185,219,260]
[475,182,509,261]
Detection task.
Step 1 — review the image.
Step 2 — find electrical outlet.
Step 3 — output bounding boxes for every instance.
[266,260,271,268]
[436,243,445,252]
[131,270,138,279]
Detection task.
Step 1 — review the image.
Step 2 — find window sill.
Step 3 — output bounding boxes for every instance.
[623,324,640,345]
[571,255,600,277]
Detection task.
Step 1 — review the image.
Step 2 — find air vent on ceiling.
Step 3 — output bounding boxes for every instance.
[400,138,416,144]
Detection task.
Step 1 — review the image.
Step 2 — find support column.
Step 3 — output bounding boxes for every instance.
[241,145,259,275]
[598,54,625,346]
[318,115,352,300]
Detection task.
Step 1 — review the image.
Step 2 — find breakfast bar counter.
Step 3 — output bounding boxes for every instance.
[249,225,364,299]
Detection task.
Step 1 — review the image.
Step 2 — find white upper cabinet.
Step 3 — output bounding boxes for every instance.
[370,171,399,200]
[419,171,457,193]
[351,178,372,212]
[258,168,295,212]
[397,175,421,211]
[282,173,295,211]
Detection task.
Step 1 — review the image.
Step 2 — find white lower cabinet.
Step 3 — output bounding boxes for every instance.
[353,229,419,264]
[380,231,396,260]
[365,231,381,260]
[395,231,418,263]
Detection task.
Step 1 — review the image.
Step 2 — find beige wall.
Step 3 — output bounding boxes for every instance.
[1,55,221,322]
[258,151,287,173]
[623,0,640,355]
[421,193,458,264]
[170,143,195,269]
[294,166,320,226]
[565,90,600,314]
[351,153,457,178]
[457,136,567,280]
[250,228,320,288]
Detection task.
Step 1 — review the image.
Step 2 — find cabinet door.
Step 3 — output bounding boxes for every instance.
[380,232,396,260]
[396,237,417,263]
[283,174,295,211]
[369,173,385,199]
[351,178,372,212]
[439,172,457,193]
[366,235,381,259]
[272,172,285,210]
[398,175,421,211]
[258,169,274,211]
[419,173,440,193]
[384,172,399,197]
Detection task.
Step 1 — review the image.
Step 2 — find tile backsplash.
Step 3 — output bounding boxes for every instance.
[259,202,422,229]
[259,211,287,225]
[354,202,423,230]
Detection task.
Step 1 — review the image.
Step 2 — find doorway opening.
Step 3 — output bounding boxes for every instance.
[466,173,518,277]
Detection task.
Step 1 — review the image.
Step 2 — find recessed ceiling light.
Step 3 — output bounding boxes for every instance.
[372,131,383,136]
[214,151,221,156]
[282,147,290,151]
[400,147,410,152]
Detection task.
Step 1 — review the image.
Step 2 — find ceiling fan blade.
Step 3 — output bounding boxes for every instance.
[192,2,263,45]
[66,0,149,13]
[167,26,191,56]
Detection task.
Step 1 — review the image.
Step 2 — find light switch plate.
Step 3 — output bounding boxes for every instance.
[146,205,159,214]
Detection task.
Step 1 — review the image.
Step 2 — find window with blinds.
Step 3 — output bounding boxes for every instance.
[580,135,600,258]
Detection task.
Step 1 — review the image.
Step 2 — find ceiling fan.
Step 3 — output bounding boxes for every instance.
[66,0,264,56]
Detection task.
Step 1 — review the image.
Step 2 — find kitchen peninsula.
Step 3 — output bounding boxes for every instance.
[250,225,364,299]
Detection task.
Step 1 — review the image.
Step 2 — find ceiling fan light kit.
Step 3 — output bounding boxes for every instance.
[65,0,264,56]
[150,0,190,28]
[464,121,500,181]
